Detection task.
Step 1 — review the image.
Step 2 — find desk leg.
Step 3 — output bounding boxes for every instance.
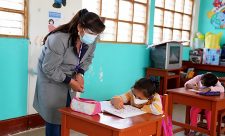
[175,77,180,88]
[185,106,191,135]
[155,121,162,136]
[61,115,70,136]
[163,77,168,94]
[168,94,173,118]
[210,102,218,136]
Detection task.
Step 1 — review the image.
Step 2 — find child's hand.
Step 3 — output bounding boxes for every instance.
[111,97,124,109]
[201,87,211,92]
[186,84,199,90]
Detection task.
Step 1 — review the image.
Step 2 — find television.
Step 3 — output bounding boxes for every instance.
[150,42,183,69]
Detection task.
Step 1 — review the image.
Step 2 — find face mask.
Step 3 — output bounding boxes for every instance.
[133,95,148,105]
[79,31,98,45]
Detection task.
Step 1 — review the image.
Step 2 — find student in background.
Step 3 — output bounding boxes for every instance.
[33,9,105,136]
[111,78,163,115]
[185,73,224,136]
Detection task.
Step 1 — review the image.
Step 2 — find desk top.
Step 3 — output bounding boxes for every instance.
[59,108,163,131]
[167,87,225,102]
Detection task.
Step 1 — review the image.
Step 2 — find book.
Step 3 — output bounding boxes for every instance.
[100,101,146,118]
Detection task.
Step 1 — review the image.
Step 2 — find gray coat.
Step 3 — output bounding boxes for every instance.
[33,32,96,124]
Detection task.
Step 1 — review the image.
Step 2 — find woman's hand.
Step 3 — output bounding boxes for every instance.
[75,73,84,89]
[69,79,83,92]
[111,97,124,109]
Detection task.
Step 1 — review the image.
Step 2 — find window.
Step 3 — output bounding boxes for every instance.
[83,0,149,44]
[153,0,194,45]
[0,0,28,37]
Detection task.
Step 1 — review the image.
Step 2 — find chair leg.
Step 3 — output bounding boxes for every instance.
[185,106,191,135]
[217,113,222,136]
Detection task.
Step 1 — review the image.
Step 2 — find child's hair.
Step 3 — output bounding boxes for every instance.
[201,73,218,87]
[133,78,159,98]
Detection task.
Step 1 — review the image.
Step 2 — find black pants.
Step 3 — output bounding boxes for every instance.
[45,91,71,136]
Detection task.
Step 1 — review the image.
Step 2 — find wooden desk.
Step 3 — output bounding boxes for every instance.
[59,108,163,136]
[146,68,181,94]
[167,88,225,136]
[182,61,225,73]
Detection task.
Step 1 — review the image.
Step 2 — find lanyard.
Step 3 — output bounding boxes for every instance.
[74,43,83,72]
[78,43,83,64]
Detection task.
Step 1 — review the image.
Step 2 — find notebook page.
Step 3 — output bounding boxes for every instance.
[100,101,145,118]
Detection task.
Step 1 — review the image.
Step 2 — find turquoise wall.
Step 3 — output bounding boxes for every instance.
[0,38,28,120]
[198,0,225,45]
[81,0,191,100]
[82,44,150,100]
[0,0,191,120]
[81,1,154,100]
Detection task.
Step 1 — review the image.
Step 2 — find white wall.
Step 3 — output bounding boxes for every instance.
[28,0,82,114]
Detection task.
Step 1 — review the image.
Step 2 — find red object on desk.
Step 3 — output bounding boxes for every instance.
[167,87,225,136]
[59,107,163,136]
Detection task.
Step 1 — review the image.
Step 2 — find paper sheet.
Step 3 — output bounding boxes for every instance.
[100,101,145,118]
[188,89,201,93]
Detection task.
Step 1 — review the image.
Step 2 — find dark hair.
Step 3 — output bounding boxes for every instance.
[133,78,159,98]
[43,9,105,55]
[201,73,218,87]
[49,19,54,24]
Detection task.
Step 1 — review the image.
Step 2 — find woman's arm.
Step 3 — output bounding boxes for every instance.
[78,43,96,75]
[41,33,69,83]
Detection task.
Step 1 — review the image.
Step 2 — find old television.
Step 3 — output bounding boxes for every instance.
[150,42,183,69]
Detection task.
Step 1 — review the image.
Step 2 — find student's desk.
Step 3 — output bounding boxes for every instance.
[167,88,225,136]
[59,107,163,136]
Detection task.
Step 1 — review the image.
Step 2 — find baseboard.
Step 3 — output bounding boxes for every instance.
[0,114,45,136]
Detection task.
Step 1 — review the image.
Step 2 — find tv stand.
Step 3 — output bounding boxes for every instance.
[146,68,181,94]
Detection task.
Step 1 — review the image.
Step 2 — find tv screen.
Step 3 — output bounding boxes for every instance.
[169,46,180,64]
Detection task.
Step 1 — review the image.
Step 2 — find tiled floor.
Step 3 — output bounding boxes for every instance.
[9,104,197,136]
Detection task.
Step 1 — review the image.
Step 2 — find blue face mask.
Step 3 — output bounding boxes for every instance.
[79,30,98,45]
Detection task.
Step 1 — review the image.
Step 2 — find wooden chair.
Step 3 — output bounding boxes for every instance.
[217,110,225,135]
[162,94,169,116]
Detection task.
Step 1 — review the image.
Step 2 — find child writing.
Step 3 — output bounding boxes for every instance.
[185,73,224,136]
[111,78,163,115]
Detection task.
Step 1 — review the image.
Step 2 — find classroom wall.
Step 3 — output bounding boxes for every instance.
[27,0,82,115]
[198,0,225,45]
[81,44,150,100]
[0,0,193,120]
[0,38,28,120]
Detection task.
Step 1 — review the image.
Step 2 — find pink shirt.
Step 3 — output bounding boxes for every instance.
[184,75,224,92]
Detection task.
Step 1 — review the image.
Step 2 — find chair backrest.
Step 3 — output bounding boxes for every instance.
[161,94,173,136]
[161,94,169,116]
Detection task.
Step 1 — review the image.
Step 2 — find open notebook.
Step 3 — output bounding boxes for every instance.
[100,101,146,118]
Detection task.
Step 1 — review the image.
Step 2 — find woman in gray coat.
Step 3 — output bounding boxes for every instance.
[33,9,105,136]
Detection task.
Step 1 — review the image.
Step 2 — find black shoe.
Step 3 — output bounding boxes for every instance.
[52,3,61,8]
[62,0,66,6]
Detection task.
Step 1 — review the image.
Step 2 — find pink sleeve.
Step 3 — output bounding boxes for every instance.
[184,75,202,88]
[210,81,225,92]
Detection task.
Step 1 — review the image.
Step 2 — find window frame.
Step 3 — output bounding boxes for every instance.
[0,0,28,38]
[96,0,149,44]
[153,0,194,45]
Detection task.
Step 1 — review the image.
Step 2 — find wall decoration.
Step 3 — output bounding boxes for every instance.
[207,0,225,29]
[52,0,67,8]
[48,11,61,32]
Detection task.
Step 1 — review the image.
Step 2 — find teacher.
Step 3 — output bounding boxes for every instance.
[33,9,105,136]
